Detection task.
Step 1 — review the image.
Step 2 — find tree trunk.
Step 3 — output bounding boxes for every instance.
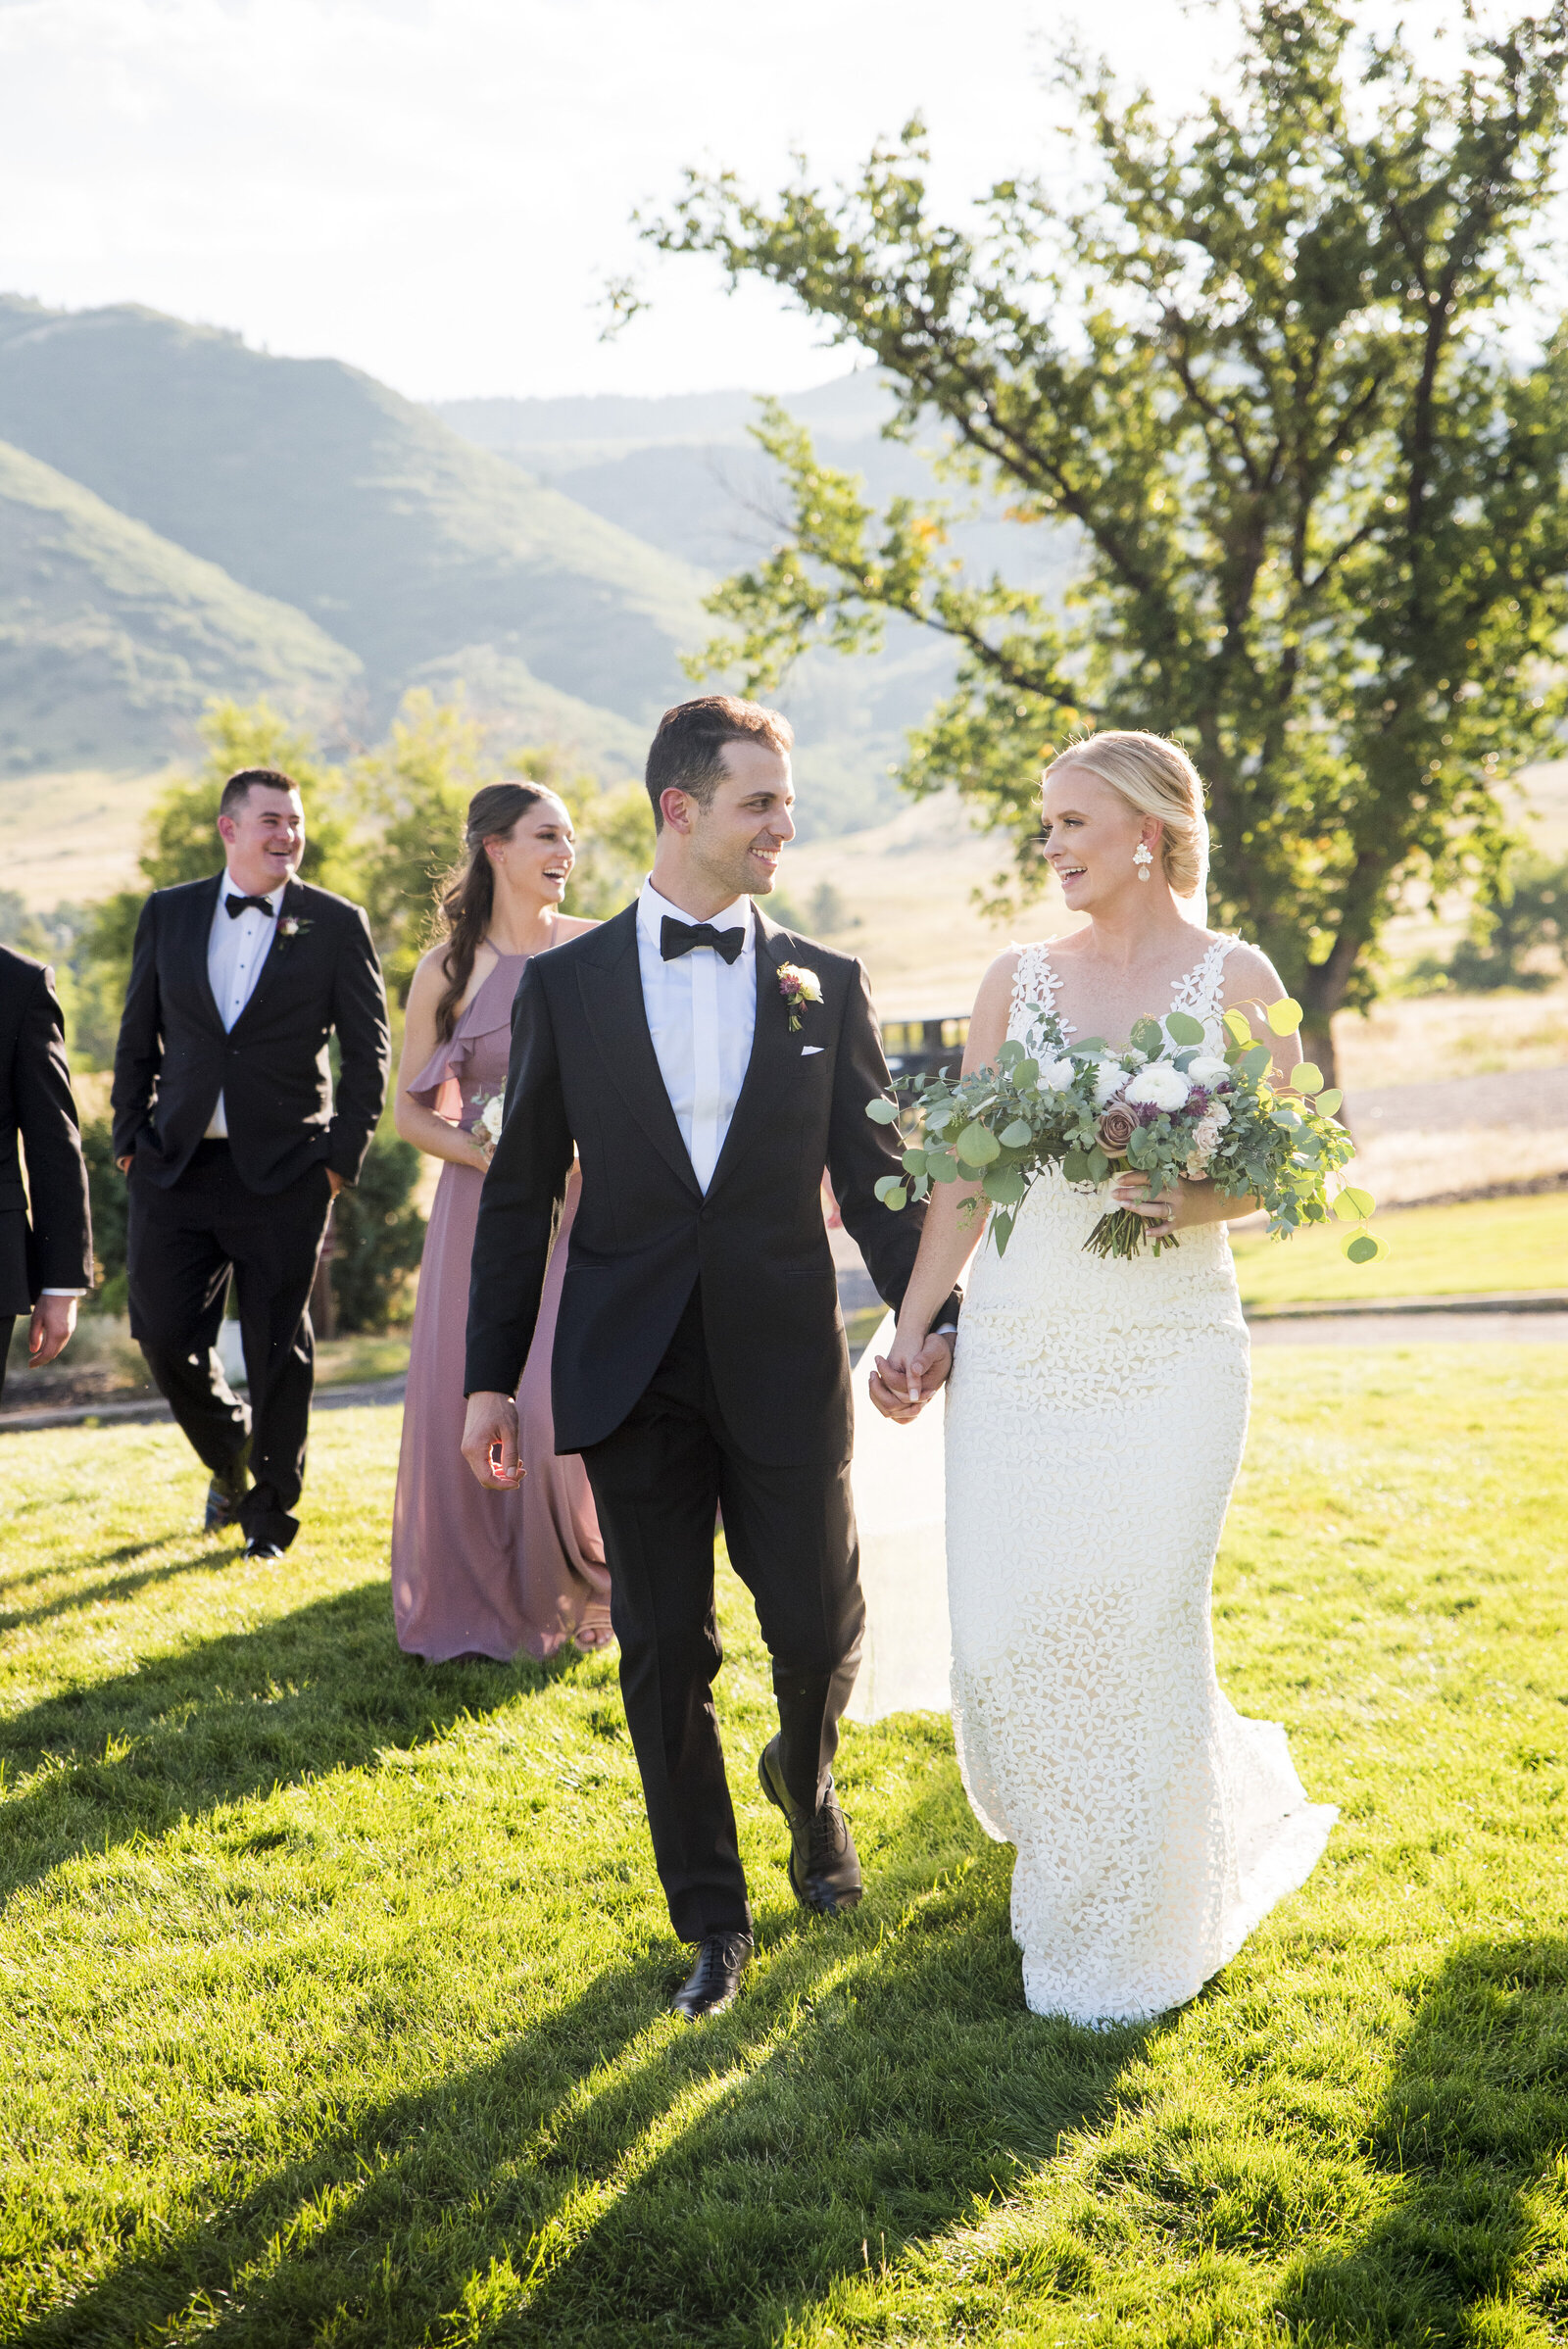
[1300,1012,1337,1092]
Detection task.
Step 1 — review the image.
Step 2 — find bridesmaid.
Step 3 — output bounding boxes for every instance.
[390,781,612,1661]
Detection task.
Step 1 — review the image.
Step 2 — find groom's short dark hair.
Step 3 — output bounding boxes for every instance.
[645,697,793,831]
[219,767,299,820]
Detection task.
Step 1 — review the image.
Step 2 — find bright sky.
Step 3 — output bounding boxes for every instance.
[0,0,1542,404]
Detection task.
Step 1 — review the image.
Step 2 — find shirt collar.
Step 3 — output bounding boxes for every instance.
[637,877,753,954]
[221,869,286,912]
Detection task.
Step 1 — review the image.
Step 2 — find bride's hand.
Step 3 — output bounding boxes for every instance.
[1111,1170,1204,1241]
[868,1326,954,1422]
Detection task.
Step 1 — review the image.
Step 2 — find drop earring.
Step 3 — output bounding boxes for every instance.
[1133,844,1153,881]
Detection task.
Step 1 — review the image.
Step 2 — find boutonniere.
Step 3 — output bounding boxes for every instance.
[777,963,822,1032]
[276,915,312,943]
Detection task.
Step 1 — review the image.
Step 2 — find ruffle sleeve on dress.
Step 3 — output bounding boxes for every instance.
[407,991,514,1109]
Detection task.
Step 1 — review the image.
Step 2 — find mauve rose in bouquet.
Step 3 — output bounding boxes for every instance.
[867,996,1385,1264]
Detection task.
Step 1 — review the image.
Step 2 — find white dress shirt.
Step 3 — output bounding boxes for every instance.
[204,871,283,1138]
[635,878,756,1192]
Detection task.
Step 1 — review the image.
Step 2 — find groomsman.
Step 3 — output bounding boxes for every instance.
[112,768,390,1556]
[0,944,93,1403]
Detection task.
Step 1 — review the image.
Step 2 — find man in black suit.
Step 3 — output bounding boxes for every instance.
[0,945,93,1402]
[112,767,390,1557]
[462,697,959,2021]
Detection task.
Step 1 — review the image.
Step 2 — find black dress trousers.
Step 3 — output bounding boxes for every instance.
[127,1141,333,1550]
[0,1315,13,1406]
[580,1283,864,1943]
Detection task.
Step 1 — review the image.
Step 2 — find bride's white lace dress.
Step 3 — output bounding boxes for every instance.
[944,935,1336,2025]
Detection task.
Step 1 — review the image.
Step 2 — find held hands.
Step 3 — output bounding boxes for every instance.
[868,1328,954,1424]
[461,1391,525,1489]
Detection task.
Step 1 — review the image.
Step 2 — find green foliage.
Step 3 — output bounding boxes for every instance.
[1409,848,1568,993]
[655,0,1568,1080]
[558,769,657,921]
[2,1353,1567,2343]
[76,1116,128,1314]
[327,1134,427,1333]
[0,888,48,956]
[345,690,492,1004]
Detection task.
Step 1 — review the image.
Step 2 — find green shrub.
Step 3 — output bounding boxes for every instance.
[78,1117,129,1315]
[328,1135,426,1333]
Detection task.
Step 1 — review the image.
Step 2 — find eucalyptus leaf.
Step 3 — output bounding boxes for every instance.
[956,1123,1002,1167]
[902,1148,928,1175]
[864,1099,899,1125]
[873,1175,906,1206]
[1292,1061,1324,1093]
[1166,1010,1206,1046]
[1062,1150,1092,1184]
[1344,1231,1378,1263]
[1130,1016,1164,1055]
[1000,1118,1033,1148]
[1340,1184,1377,1219]
[1087,1146,1110,1183]
[1240,1044,1272,1077]
[1316,1088,1344,1118]
[1221,1008,1253,1046]
[927,1151,960,1184]
[1266,997,1304,1035]
[983,1165,1027,1204]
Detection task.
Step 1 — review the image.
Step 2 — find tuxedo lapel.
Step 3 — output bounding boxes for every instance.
[706,911,801,1198]
[231,878,302,1030]
[575,905,702,1199]
[182,874,225,1033]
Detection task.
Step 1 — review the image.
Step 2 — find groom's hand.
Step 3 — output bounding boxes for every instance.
[461,1392,524,1489]
[868,1333,954,1423]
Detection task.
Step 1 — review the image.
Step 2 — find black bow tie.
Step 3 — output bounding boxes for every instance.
[660,915,745,965]
[225,893,276,919]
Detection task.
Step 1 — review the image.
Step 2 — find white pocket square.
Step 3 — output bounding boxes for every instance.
[802,1045,824,1056]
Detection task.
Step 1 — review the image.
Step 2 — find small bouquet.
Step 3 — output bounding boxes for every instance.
[867,997,1386,1264]
[472,1088,506,1161]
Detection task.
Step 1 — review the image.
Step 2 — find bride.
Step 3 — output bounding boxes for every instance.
[874,730,1335,2027]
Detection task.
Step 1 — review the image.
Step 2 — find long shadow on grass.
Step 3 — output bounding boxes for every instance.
[10,1782,1159,2349]
[1281,1934,1568,2345]
[0,1540,245,1634]
[0,1581,578,1905]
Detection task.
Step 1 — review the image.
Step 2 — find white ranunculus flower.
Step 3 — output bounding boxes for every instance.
[1092,1059,1128,1107]
[1125,1061,1192,1111]
[1187,1054,1231,1089]
[1039,1056,1077,1093]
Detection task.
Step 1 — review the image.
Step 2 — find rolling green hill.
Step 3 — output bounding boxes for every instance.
[0,439,362,776]
[0,296,706,753]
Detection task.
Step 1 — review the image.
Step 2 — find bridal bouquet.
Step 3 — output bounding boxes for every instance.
[867,998,1384,1263]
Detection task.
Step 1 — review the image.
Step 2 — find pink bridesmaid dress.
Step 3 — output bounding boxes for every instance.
[391,953,612,1660]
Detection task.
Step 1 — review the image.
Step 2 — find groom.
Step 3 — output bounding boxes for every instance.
[463,696,959,2020]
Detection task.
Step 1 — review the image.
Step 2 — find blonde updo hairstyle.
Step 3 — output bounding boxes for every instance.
[1044,731,1206,901]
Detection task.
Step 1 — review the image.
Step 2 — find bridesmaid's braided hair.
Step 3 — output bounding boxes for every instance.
[432,782,553,1040]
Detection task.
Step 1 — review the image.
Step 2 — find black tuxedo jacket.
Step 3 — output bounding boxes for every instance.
[465,902,960,1465]
[111,874,390,1194]
[0,947,93,1315]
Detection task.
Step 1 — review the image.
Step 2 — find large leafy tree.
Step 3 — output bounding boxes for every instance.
[648,0,1568,1078]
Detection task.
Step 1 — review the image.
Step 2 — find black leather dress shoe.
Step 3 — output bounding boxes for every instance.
[205,1461,249,1533]
[242,1538,285,1560]
[670,1931,753,2022]
[758,1735,863,1916]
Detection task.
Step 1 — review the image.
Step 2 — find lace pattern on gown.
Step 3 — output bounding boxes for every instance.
[944,931,1336,2025]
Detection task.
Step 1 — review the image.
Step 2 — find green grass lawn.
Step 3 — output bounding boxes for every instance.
[1234,1185,1568,1309]
[2,1351,1566,2346]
